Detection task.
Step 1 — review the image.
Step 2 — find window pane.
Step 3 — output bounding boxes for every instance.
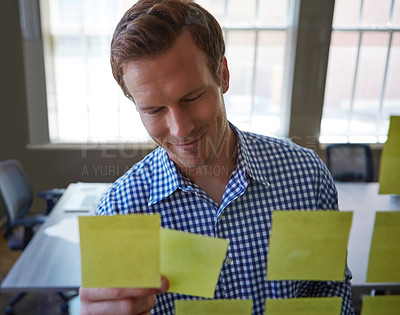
[195,0,225,22]
[380,33,400,136]
[350,32,389,136]
[258,0,288,26]
[361,0,392,27]
[332,0,361,28]
[252,31,286,134]
[53,36,89,141]
[392,0,400,27]
[225,30,256,131]
[321,32,359,137]
[226,0,256,25]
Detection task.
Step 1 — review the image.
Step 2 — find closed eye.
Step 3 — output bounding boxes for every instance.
[183,93,203,103]
[149,107,164,115]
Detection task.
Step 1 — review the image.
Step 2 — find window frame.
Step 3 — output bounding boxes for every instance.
[320,0,400,144]
[22,0,336,150]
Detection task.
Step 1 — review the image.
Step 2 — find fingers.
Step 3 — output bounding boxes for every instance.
[79,276,169,315]
[80,276,169,302]
[80,295,157,315]
[160,275,169,292]
[80,287,161,302]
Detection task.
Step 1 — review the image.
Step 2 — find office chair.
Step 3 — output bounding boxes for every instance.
[326,143,374,182]
[0,159,67,314]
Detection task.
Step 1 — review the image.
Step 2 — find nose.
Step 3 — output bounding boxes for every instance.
[167,105,195,138]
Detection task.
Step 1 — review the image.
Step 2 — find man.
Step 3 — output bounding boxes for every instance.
[80,0,355,314]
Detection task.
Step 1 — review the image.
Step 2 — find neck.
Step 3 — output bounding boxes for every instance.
[181,125,238,204]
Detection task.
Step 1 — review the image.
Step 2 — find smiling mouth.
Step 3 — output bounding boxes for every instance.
[171,134,204,150]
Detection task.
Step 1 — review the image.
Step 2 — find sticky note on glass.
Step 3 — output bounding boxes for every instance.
[361,295,400,315]
[379,115,400,195]
[267,210,353,281]
[175,299,252,315]
[265,297,342,315]
[160,228,229,298]
[79,214,160,288]
[366,211,400,283]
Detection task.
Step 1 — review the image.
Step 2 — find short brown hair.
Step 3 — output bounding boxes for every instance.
[110,0,225,100]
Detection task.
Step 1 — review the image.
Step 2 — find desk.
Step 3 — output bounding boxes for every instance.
[0,182,111,292]
[336,182,400,291]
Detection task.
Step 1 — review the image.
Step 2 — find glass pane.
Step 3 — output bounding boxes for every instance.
[252,31,286,135]
[50,0,84,32]
[258,0,288,27]
[225,30,256,131]
[195,0,225,22]
[380,32,400,137]
[321,32,359,137]
[87,37,119,141]
[392,0,400,27]
[43,0,292,142]
[52,36,88,142]
[350,32,390,136]
[226,0,256,25]
[332,0,361,28]
[361,0,392,27]
[84,0,117,33]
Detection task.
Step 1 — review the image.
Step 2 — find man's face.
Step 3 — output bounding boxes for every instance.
[122,31,230,170]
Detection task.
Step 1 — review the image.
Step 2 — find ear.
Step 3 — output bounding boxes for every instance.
[221,57,230,94]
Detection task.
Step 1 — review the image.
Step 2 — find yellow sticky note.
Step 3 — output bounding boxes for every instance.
[361,295,400,315]
[160,228,229,298]
[175,299,252,315]
[366,211,400,283]
[265,297,342,315]
[267,210,353,281]
[79,214,160,288]
[379,115,400,195]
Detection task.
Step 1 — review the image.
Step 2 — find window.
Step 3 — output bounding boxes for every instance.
[321,0,400,143]
[39,0,295,143]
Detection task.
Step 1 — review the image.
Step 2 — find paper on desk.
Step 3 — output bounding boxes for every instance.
[44,217,79,244]
[360,295,400,315]
[379,115,400,195]
[79,214,160,288]
[265,297,342,315]
[366,211,400,283]
[175,299,252,315]
[267,210,353,281]
[161,228,229,298]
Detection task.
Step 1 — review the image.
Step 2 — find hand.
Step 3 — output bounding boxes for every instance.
[79,276,169,315]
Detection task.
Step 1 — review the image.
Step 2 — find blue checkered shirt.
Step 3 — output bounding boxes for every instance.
[97,124,355,315]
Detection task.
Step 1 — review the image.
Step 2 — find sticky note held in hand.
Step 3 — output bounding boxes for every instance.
[79,214,160,288]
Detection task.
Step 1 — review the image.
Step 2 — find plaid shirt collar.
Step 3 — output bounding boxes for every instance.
[148,123,271,206]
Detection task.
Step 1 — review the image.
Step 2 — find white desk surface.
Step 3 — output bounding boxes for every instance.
[1,182,111,292]
[336,182,400,289]
[1,182,399,292]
